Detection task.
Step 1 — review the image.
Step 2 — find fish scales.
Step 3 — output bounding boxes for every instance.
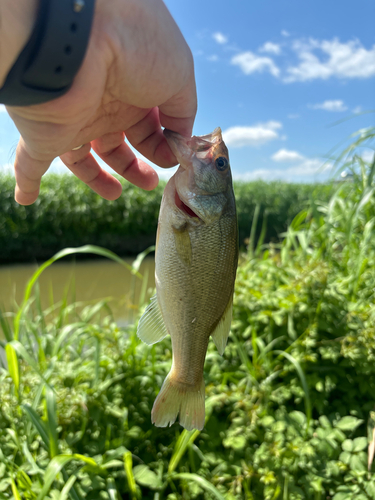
[137,127,238,431]
[157,207,237,387]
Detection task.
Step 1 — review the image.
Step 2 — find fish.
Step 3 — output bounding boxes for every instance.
[137,127,238,431]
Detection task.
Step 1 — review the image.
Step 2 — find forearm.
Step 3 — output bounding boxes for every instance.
[0,0,38,87]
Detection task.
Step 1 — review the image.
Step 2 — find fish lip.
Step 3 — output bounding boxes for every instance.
[164,129,191,168]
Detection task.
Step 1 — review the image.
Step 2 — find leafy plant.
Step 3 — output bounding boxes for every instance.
[0,128,375,498]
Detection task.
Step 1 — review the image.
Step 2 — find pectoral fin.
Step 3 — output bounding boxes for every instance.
[137,294,168,345]
[211,296,233,355]
[173,224,192,266]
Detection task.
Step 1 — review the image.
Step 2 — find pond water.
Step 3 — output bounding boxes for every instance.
[0,257,156,335]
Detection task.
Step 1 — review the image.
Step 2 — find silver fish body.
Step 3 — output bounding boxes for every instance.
[137,127,238,431]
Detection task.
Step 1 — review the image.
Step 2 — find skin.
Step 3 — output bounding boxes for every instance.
[0,0,197,205]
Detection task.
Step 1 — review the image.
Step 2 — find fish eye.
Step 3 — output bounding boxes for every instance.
[215,156,229,171]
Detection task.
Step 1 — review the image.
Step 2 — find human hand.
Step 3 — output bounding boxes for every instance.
[3,0,197,205]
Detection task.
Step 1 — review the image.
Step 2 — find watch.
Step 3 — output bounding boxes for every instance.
[0,0,96,106]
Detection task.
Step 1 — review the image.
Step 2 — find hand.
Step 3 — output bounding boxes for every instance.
[4,0,197,205]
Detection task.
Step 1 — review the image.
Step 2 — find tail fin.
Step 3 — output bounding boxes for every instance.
[151,373,205,431]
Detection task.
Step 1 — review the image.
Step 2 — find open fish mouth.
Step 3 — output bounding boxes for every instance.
[174,189,200,219]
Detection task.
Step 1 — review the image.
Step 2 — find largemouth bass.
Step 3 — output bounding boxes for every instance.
[137,127,238,431]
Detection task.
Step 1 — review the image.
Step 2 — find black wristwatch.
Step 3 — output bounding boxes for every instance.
[0,0,96,106]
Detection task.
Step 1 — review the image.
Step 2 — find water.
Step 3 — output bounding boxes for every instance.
[0,257,156,330]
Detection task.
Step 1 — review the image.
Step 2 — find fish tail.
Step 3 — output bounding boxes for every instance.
[151,373,205,431]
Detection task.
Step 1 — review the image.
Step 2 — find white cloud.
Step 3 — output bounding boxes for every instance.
[310,99,348,112]
[353,106,362,114]
[222,121,282,148]
[0,105,7,113]
[234,158,331,182]
[228,37,375,83]
[259,42,281,55]
[271,149,304,162]
[281,30,290,37]
[212,32,228,44]
[207,55,218,62]
[231,51,280,77]
[287,113,300,119]
[358,150,374,163]
[285,38,375,82]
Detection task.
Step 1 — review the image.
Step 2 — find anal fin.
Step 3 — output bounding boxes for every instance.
[137,294,168,345]
[211,295,233,355]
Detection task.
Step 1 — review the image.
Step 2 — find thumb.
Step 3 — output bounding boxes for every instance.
[158,72,197,137]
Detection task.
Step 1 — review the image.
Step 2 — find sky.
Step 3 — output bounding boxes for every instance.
[1,0,375,184]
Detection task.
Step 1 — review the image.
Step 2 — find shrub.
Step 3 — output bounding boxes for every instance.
[0,174,333,263]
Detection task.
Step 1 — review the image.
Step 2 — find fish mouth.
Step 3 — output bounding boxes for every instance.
[164,128,223,162]
[174,189,200,219]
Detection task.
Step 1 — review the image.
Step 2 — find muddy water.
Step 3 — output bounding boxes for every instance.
[0,258,156,331]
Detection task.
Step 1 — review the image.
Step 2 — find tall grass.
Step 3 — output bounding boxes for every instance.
[0,174,334,263]
[0,128,375,499]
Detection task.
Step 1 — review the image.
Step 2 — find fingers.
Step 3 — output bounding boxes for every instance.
[14,138,52,205]
[158,72,197,137]
[60,142,123,200]
[125,108,178,168]
[12,75,195,205]
[91,131,159,191]
[126,73,197,168]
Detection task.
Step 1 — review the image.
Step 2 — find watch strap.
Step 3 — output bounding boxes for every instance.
[0,0,95,106]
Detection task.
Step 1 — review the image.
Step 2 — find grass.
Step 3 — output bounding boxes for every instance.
[0,127,375,499]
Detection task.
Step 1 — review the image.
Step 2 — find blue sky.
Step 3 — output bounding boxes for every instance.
[1,0,374,183]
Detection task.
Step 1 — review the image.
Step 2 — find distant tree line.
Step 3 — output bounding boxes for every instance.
[0,174,334,263]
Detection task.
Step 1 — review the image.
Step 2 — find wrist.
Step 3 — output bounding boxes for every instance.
[0,0,39,88]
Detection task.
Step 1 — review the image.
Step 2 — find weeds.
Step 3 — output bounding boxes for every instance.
[0,131,375,498]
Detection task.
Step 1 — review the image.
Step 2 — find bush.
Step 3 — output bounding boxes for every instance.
[1,130,374,498]
[0,174,334,263]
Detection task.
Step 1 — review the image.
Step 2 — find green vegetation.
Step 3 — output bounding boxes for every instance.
[0,173,333,263]
[1,128,375,499]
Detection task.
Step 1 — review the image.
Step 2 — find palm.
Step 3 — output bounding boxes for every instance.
[7,0,196,205]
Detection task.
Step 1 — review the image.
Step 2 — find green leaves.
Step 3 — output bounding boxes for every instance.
[0,172,334,264]
[0,174,164,264]
[340,438,368,471]
[5,344,19,397]
[169,429,201,473]
[123,451,137,499]
[336,416,364,432]
[274,350,311,431]
[133,465,162,490]
[1,126,375,499]
[172,473,226,500]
